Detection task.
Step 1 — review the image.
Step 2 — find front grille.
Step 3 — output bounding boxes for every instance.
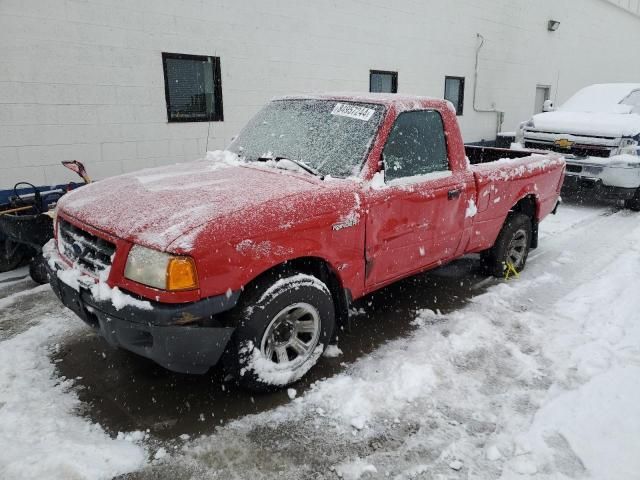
[524,141,613,158]
[58,219,115,274]
[566,164,583,173]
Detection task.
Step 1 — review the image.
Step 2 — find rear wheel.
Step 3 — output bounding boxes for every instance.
[624,188,640,211]
[224,273,335,392]
[481,213,532,277]
[0,238,25,273]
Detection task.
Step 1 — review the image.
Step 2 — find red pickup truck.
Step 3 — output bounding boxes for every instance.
[44,94,565,390]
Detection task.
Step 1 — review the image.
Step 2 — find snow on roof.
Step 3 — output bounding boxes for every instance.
[559,83,640,113]
[274,92,449,110]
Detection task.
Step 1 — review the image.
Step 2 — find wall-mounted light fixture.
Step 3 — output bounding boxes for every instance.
[548,20,561,32]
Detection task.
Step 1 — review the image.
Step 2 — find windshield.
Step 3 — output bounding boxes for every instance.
[228,99,385,178]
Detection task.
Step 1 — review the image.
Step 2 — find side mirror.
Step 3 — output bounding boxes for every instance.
[543,100,555,112]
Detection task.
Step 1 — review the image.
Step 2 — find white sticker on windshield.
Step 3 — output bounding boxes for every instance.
[331,103,375,121]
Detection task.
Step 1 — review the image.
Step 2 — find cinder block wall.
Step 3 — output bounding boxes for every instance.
[0,0,639,188]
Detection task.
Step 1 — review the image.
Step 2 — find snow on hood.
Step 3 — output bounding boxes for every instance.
[531,111,640,137]
[57,152,325,251]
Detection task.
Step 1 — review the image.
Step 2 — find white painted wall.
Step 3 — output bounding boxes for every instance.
[0,0,639,189]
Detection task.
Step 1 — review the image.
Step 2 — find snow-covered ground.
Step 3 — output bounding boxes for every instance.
[1,201,639,479]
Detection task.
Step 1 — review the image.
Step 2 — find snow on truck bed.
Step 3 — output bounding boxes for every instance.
[471,153,565,181]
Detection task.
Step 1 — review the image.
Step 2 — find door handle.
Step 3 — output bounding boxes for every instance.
[448,189,461,200]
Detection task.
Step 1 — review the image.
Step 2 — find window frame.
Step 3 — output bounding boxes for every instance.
[444,76,465,116]
[370,70,398,94]
[162,52,224,123]
[382,109,450,184]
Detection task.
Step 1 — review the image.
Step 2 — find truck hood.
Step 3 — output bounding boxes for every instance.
[530,111,640,138]
[57,158,325,251]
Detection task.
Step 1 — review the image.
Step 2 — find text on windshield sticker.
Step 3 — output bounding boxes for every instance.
[331,103,375,121]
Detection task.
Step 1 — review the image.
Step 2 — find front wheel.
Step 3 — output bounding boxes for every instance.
[29,254,50,284]
[480,213,532,277]
[624,188,640,211]
[224,273,335,392]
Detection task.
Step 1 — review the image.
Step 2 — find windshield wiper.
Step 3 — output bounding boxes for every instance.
[256,156,324,179]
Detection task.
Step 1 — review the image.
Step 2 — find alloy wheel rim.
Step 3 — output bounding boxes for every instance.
[260,302,321,367]
[506,228,528,268]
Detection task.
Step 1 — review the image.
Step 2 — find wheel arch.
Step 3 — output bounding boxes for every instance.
[508,194,540,248]
[236,256,350,336]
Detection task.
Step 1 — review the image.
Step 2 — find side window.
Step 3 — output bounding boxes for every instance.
[383,110,449,182]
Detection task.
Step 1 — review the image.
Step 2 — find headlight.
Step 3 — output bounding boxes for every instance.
[618,137,639,156]
[515,120,534,144]
[124,245,198,291]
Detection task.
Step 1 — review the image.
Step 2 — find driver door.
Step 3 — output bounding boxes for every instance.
[364,109,469,288]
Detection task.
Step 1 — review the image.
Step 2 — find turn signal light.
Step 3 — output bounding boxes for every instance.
[167,257,198,291]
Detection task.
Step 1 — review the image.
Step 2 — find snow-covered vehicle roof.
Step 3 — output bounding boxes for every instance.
[558,83,640,114]
[274,92,455,113]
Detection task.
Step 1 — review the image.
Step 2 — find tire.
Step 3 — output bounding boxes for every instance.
[624,188,640,211]
[0,238,25,273]
[480,213,532,278]
[28,254,50,284]
[224,273,335,392]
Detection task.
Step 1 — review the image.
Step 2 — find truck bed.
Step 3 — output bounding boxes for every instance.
[462,146,566,254]
[465,145,539,165]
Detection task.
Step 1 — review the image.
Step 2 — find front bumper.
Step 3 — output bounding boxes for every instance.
[46,261,240,374]
[562,174,638,201]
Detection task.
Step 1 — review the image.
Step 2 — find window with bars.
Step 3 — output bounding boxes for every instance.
[370,70,398,93]
[162,53,224,122]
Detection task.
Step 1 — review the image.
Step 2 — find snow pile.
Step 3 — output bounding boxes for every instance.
[89,280,152,311]
[334,458,377,480]
[465,198,478,218]
[205,149,242,165]
[508,227,640,478]
[0,309,147,479]
[323,344,343,358]
[240,341,324,387]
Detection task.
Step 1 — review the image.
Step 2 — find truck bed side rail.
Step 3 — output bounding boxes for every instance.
[465,145,536,165]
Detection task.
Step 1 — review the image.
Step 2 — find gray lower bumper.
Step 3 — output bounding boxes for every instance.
[47,263,237,374]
